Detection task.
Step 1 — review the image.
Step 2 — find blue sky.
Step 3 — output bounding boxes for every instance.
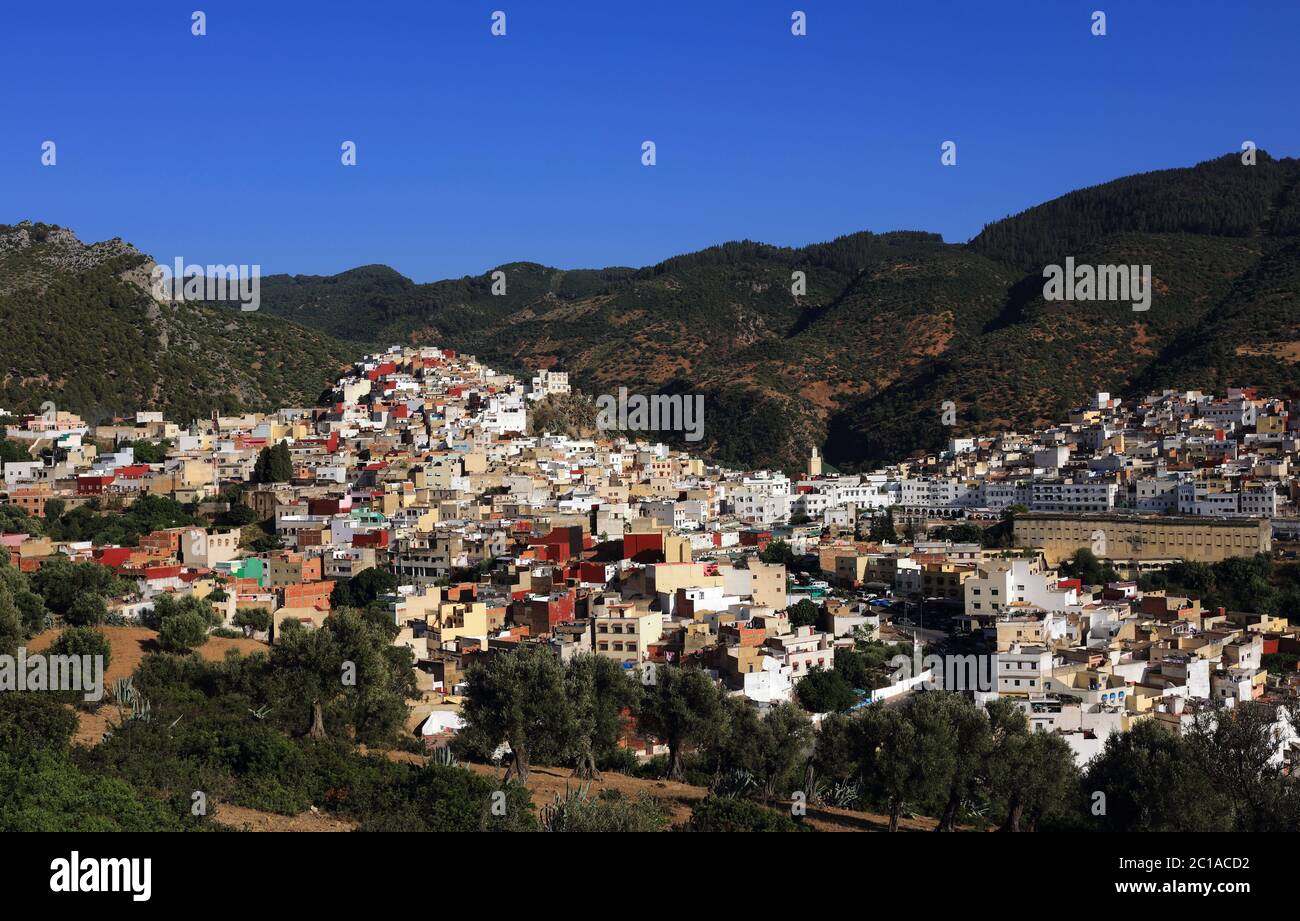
[1,1,1296,281]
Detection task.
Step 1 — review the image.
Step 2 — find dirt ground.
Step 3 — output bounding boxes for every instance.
[29,624,268,689]
[461,762,942,832]
[67,706,114,747]
[210,801,357,833]
[109,756,944,833]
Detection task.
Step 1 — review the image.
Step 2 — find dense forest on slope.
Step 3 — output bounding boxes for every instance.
[0,223,355,424]
[8,152,1300,468]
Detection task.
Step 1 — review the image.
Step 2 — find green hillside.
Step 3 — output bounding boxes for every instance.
[0,222,355,424]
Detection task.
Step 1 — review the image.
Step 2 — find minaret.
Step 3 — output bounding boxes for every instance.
[809,445,822,478]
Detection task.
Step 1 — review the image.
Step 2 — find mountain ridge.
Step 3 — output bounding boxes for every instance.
[6,151,1300,470]
[251,151,1300,470]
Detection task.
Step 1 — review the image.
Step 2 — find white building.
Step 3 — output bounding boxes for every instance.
[1030,480,1118,513]
[997,643,1054,697]
[529,369,570,400]
[964,558,1079,617]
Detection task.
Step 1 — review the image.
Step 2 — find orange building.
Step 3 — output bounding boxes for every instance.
[281,580,335,611]
[9,485,55,518]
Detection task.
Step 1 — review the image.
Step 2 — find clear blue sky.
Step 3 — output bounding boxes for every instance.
[2,1,1296,281]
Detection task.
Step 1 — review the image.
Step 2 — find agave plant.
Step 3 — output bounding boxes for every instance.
[101,678,154,742]
[127,694,153,723]
[112,676,136,706]
[431,746,458,767]
[818,778,863,809]
[710,768,757,800]
[108,676,153,723]
[538,782,592,833]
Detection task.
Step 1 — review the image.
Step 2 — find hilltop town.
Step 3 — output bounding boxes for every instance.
[3,345,1299,831]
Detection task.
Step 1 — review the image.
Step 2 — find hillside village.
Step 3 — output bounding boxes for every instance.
[3,345,1300,786]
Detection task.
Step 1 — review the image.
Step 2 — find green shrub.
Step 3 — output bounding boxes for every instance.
[686,796,803,832]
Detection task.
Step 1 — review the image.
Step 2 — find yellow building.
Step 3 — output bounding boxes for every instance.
[995,615,1046,651]
[919,562,974,600]
[834,554,871,587]
[427,601,489,649]
[749,562,788,610]
[593,603,663,664]
[663,534,692,564]
[1014,513,1270,565]
[648,562,722,597]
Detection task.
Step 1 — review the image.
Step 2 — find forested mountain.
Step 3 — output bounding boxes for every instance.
[0,223,354,425]
[251,152,1300,471]
[8,151,1300,469]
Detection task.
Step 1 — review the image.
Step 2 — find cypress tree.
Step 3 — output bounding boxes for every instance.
[268,441,293,482]
[252,446,271,483]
